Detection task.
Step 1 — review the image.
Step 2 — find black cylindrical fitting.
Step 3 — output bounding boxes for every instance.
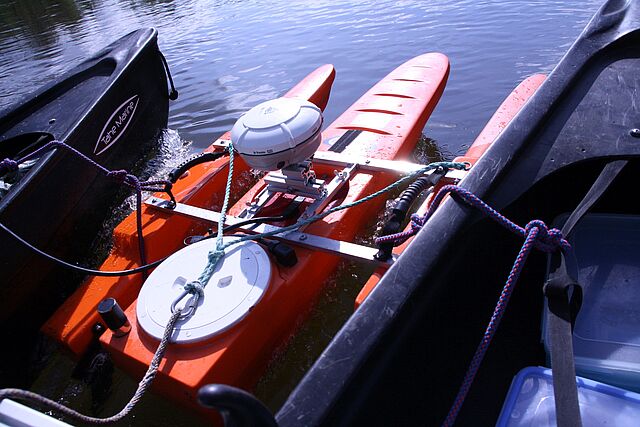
[168,151,226,183]
[392,176,434,217]
[97,298,131,337]
[198,384,277,427]
[376,170,446,260]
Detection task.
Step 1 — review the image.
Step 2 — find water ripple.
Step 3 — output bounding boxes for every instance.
[1,0,601,150]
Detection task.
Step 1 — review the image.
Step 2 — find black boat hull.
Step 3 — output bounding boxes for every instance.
[0,28,169,325]
[277,1,640,425]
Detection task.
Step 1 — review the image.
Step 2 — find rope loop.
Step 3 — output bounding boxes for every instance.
[0,158,18,174]
[106,169,129,183]
[209,249,224,265]
[171,282,203,320]
[524,219,569,253]
[184,280,204,299]
[107,169,141,189]
[409,212,425,231]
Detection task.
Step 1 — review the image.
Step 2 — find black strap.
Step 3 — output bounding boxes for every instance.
[544,255,583,427]
[560,160,628,235]
[543,159,627,427]
[168,151,226,183]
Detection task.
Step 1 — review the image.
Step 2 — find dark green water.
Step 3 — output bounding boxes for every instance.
[0,0,603,425]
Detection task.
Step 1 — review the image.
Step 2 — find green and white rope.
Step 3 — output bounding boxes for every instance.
[216,144,235,244]
[186,145,235,294]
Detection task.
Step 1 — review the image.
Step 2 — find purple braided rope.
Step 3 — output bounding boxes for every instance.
[2,140,173,270]
[442,224,537,426]
[17,140,110,173]
[4,139,172,192]
[0,158,19,174]
[375,212,425,245]
[419,185,569,426]
[102,169,149,268]
[376,185,569,254]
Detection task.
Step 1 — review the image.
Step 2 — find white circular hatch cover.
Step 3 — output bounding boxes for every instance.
[137,238,272,344]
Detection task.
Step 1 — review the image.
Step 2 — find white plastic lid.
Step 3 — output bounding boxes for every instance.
[231,97,322,170]
[137,238,271,344]
[0,399,72,426]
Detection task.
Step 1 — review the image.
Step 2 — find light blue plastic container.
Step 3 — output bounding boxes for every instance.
[542,214,640,391]
[496,367,640,426]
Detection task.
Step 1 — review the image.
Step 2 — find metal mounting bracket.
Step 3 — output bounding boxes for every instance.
[146,197,395,267]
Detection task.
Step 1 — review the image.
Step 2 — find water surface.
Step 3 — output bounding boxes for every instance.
[1,0,601,155]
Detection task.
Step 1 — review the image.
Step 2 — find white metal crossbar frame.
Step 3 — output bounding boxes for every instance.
[146,196,395,266]
[150,139,467,266]
[211,138,467,179]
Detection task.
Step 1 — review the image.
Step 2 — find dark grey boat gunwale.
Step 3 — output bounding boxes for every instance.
[276,0,640,425]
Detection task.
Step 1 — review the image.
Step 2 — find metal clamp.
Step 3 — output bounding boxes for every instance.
[170,281,203,319]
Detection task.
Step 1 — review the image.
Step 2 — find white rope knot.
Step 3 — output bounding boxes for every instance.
[171,280,205,319]
[183,280,204,298]
[208,248,225,264]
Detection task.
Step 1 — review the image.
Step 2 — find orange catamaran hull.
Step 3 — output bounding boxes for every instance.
[43,64,337,356]
[356,73,547,308]
[44,53,450,418]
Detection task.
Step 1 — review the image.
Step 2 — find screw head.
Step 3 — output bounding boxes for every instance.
[630,128,640,138]
[298,234,307,241]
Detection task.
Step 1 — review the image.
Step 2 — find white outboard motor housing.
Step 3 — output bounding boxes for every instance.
[231,97,323,171]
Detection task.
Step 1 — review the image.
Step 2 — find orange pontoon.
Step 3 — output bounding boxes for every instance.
[44,53,451,420]
[355,73,547,308]
[44,64,336,357]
